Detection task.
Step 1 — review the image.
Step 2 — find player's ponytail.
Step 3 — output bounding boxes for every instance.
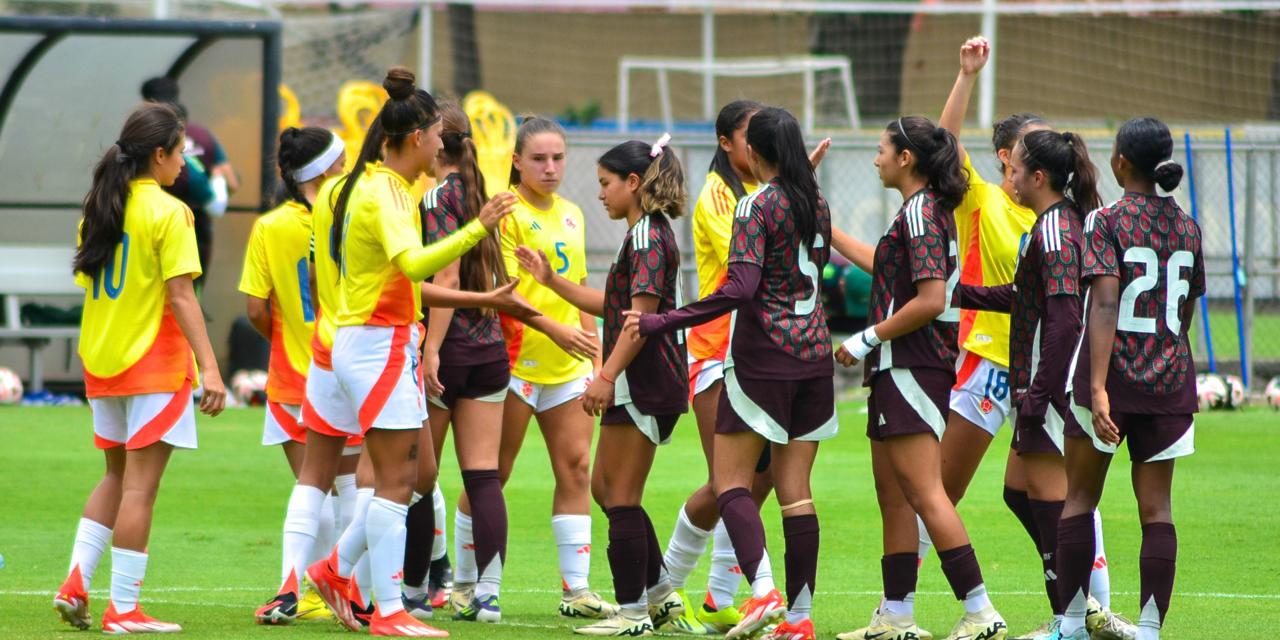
[889,116,968,211]
[439,102,508,300]
[509,116,566,187]
[332,66,439,265]
[747,107,820,246]
[1020,129,1102,212]
[709,100,761,199]
[1117,116,1183,193]
[276,126,338,209]
[597,135,688,220]
[75,102,184,277]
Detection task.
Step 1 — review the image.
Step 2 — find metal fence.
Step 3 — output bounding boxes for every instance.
[562,131,1280,384]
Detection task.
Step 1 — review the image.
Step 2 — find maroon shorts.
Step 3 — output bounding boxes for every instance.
[432,360,510,410]
[866,368,953,442]
[1013,398,1076,456]
[601,405,680,445]
[1065,404,1195,462]
[716,372,837,443]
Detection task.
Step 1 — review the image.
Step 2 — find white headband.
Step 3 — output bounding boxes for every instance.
[649,132,671,158]
[293,133,344,183]
[1155,159,1176,171]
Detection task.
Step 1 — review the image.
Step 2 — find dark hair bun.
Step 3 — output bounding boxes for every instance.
[1153,160,1184,192]
[384,67,417,101]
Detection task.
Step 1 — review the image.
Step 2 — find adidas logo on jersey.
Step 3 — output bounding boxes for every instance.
[530,221,542,232]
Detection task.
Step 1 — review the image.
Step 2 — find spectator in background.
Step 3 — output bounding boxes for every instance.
[141,76,239,293]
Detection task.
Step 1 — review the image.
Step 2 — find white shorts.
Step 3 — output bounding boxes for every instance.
[689,357,725,396]
[508,373,591,413]
[91,383,198,451]
[263,402,305,446]
[948,351,1011,437]
[331,324,428,432]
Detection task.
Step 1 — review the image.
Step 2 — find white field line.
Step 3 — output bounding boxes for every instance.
[5,587,1279,600]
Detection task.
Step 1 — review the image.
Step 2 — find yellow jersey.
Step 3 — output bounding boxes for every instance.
[499,190,593,384]
[954,153,1037,367]
[239,200,314,404]
[77,178,201,397]
[687,171,757,362]
[333,164,425,327]
[310,177,342,367]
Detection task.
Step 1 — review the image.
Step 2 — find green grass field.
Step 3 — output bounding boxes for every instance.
[1,400,1277,639]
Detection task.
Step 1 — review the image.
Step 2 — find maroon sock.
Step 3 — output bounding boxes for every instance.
[1029,499,1066,615]
[1004,486,1042,548]
[937,544,985,600]
[639,509,666,590]
[402,496,435,589]
[1139,522,1177,628]
[1055,512,1096,615]
[606,506,648,606]
[716,487,767,584]
[782,514,818,612]
[881,552,918,602]
[461,469,507,581]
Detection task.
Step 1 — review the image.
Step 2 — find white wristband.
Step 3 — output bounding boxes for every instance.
[841,326,882,360]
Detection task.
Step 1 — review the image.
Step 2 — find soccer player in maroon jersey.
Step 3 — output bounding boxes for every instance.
[834,116,1008,640]
[517,135,690,637]
[1058,117,1204,640]
[954,129,1111,639]
[418,102,514,622]
[626,107,834,640]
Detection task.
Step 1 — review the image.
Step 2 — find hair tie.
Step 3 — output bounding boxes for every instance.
[1067,171,1076,184]
[293,133,345,183]
[1155,159,1176,171]
[114,141,132,163]
[649,132,671,158]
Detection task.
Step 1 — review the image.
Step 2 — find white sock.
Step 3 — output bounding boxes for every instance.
[403,582,427,599]
[338,488,374,576]
[1062,587,1089,635]
[477,533,505,599]
[366,497,410,615]
[663,507,712,590]
[68,518,111,591]
[431,485,448,561]
[334,473,358,532]
[313,494,337,567]
[454,509,478,584]
[916,514,934,562]
[883,593,914,617]
[708,520,743,609]
[748,553,774,599]
[551,514,592,593]
[281,484,326,589]
[353,553,373,608]
[109,547,148,614]
[1090,509,1112,610]
[962,584,992,614]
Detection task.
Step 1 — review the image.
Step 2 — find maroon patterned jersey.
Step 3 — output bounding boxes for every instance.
[423,173,506,366]
[603,213,688,416]
[863,189,960,384]
[725,180,833,380]
[1075,194,1205,413]
[1008,201,1083,408]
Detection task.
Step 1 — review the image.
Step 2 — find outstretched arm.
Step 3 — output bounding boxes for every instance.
[939,35,990,162]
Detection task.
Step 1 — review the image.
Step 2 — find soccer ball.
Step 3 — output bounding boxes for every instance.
[1221,374,1247,409]
[230,369,268,406]
[0,367,22,405]
[1264,376,1280,410]
[1196,373,1227,411]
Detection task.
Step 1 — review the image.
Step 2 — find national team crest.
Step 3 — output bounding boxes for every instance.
[980,397,994,415]
[564,216,577,230]
[521,381,534,398]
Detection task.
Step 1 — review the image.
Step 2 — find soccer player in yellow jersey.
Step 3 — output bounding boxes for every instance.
[922,37,1132,640]
[457,116,616,620]
[253,69,523,636]
[240,127,345,470]
[54,103,226,634]
[240,126,356,623]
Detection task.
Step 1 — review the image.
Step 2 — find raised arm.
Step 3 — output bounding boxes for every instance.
[939,35,990,161]
[831,227,875,274]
